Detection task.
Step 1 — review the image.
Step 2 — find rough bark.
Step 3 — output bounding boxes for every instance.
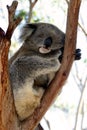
[0,1,22,130]
[0,0,81,130]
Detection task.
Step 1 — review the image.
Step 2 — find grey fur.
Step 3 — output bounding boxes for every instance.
[9,23,65,120]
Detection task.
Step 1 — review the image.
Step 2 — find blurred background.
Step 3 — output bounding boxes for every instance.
[0,0,87,129]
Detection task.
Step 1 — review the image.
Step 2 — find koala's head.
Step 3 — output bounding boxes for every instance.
[20,23,65,55]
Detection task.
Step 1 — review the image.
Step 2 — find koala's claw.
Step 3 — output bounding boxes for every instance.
[59,48,81,62]
[75,49,81,60]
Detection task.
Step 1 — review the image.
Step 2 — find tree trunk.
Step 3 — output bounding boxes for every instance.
[0,0,81,130]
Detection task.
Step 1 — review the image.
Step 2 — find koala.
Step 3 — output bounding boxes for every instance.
[9,23,81,121]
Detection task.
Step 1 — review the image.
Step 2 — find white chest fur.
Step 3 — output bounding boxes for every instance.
[13,79,44,120]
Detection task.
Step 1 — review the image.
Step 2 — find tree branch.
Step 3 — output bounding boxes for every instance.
[6,1,22,40]
[28,0,38,23]
[21,0,81,130]
[0,1,22,130]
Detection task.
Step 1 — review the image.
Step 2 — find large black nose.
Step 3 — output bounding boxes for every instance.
[44,37,52,48]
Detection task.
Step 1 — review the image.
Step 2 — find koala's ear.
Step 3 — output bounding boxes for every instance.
[19,24,37,42]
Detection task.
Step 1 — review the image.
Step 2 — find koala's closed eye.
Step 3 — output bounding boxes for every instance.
[44,37,52,48]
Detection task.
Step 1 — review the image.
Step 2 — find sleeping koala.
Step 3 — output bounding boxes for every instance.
[9,23,81,120]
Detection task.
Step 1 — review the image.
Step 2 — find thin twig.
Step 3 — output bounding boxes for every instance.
[29,0,38,8]
[28,0,38,23]
[74,63,83,91]
[78,23,87,36]
[72,63,87,130]
[81,102,84,130]
[74,77,87,130]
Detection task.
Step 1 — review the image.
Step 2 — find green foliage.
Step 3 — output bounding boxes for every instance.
[31,10,43,22]
[15,10,27,20]
[30,10,54,23]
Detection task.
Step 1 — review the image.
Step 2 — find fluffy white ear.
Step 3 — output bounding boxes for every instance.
[19,24,37,42]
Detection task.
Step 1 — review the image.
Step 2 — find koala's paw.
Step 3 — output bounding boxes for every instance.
[75,49,81,60]
[59,48,81,62]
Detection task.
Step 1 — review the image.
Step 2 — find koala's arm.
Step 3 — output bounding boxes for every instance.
[9,55,60,120]
[10,56,60,78]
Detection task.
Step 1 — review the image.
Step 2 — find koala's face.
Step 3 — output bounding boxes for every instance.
[20,23,65,55]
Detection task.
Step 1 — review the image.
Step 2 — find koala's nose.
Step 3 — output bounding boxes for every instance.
[44,37,52,48]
